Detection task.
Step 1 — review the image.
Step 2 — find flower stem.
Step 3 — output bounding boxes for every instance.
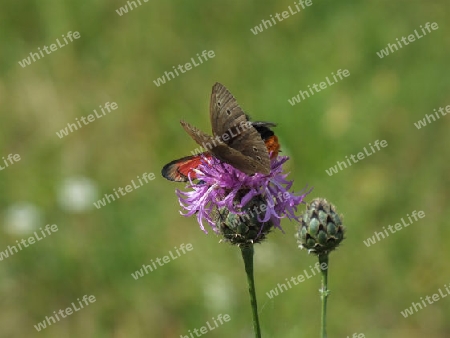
[240,244,261,338]
[318,253,329,338]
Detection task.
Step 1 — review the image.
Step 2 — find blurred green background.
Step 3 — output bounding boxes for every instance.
[1,1,449,337]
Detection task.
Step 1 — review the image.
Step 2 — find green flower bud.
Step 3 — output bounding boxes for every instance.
[297,198,344,255]
[215,195,274,246]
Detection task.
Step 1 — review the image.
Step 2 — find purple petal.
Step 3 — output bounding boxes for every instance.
[174,154,311,234]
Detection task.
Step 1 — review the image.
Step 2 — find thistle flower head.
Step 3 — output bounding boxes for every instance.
[296,198,345,255]
[176,155,310,244]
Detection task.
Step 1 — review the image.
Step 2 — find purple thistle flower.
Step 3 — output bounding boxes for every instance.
[176,155,311,236]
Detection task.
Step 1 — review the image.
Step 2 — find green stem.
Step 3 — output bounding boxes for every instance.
[319,253,329,338]
[240,244,261,338]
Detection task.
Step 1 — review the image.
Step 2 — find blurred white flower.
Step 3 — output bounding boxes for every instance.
[4,203,42,235]
[57,176,98,212]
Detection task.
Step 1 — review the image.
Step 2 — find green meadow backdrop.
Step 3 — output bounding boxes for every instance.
[1,1,449,337]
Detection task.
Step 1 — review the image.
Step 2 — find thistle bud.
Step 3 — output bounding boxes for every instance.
[215,195,274,246]
[297,198,344,255]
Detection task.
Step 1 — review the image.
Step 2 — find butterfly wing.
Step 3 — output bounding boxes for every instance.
[210,82,249,137]
[161,154,209,182]
[162,120,279,182]
[209,83,271,174]
[209,144,271,175]
[180,120,216,147]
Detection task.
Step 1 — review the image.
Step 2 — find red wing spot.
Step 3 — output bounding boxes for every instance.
[162,154,212,182]
[176,157,202,179]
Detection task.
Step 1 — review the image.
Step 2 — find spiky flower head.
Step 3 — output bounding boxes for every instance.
[215,194,275,246]
[297,198,344,255]
[176,155,310,245]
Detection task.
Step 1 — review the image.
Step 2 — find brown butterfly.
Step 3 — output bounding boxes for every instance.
[161,83,280,182]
